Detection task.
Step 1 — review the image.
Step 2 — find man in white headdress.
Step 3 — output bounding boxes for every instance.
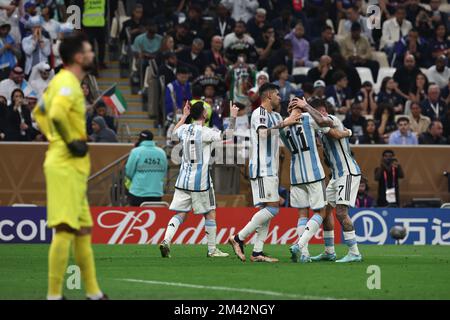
[29,62,54,97]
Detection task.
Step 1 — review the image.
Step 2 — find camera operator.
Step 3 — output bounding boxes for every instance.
[374,149,404,207]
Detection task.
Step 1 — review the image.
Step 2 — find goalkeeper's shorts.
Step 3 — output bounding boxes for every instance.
[45,166,93,230]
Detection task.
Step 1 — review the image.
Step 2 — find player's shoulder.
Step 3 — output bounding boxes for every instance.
[49,70,81,97]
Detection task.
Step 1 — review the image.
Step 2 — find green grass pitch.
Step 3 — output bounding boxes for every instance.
[1,244,449,300]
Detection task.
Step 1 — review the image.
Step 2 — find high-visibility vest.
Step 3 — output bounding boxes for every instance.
[190,99,212,127]
[82,0,106,27]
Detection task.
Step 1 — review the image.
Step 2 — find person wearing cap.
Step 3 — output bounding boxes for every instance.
[388,116,418,145]
[22,15,51,75]
[340,21,379,82]
[427,55,450,90]
[125,130,168,206]
[0,66,36,104]
[248,70,269,110]
[52,22,74,71]
[29,61,53,97]
[0,17,20,78]
[19,0,38,37]
[312,80,326,99]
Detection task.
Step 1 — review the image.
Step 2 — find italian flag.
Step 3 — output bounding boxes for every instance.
[102,85,127,115]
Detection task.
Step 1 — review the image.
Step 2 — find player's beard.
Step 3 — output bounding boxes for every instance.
[82,61,96,74]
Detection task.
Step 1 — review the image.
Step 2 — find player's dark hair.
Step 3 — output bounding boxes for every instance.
[309,98,326,110]
[59,33,89,66]
[190,101,205,120]
[258,83,279,99]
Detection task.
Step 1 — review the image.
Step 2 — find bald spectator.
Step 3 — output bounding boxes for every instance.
[246,8,267,40]
[393,54,420,99]
[419,121,448,144]
[427,56,450,90]
[307,55,333,85]
[380,6,412,64]
[409,101,431,135]
[221,0,259,24]
[421,84,448,121]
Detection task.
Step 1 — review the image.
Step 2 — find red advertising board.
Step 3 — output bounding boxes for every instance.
[91,207,341,245]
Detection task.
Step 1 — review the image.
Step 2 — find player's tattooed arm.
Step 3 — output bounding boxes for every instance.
[326,127,352,139]
[258,114,300,138]
[292,97,333,127]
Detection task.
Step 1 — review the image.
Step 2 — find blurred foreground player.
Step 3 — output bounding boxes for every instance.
[33,33,107,300]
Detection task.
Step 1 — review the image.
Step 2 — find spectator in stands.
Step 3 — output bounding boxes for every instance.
[204,35,227,77]
[0,3,21,45]
[284,22,313,68]
[427,55,450,90]
[355,176,374,208]
[377,76,405,114]
[375,102,397,142]
[177,38,206,79]
[246,8,267,40]
[310,25,340,62]
[248,70,269,110]
[0,94,6,140]
[0,66,35,105]
[428,0,449,30]
[359,119,384,144]
[343,5,373,44]
[82,81,95,112]
[388,116,418,145]
[408,72,429,104]
[340,22,379,81]
[421,84,448,121]
[171,23,194,52]
[343,102,367,143]
[419,120,447,145]
[21,16,51,76]
[120,3,145,44]
[221,0,259,24]
[89,116,118,143]
[52,22,74,72]
[41,6,58,41]
[87,102,117,135]
[375,149,404,207]
[155,35,174,66]
[393,54,420,101]
[213,3,235,38]
[330,52,362,96]
[409,101,431,136]
[132,20,162,60]
[406,0,431,38]
[125,130,168,206]
[158,51,178,86]
[394,28,429,68]
[255,24,280,69]
[19,1,37,37]
[272,7,297,41]
[28,62,53,97]
[429,23,450,62]
[355,81,377,116]
[312,80,326,100]
[266,39,294,78]
[226,54,254,107]
[272,65,303,116]
[325,70,352,115]
[0,18,20,79]
[4,88,33,141]
[380,6,412,64]
[223,20,257,64]
[165,66,192,117]
[307,55,333,85]
[185,4,204,38]
[81,0,107,70]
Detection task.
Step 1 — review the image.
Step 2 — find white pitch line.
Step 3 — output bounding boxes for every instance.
[116,278,341,300]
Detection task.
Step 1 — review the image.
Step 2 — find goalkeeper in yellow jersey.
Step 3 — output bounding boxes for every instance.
[33,33,107,300]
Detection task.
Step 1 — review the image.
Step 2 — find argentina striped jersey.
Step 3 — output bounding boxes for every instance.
[174,123,221,191]
[321,115,361,179]
[280,113,325,185]
[249,106,283,179]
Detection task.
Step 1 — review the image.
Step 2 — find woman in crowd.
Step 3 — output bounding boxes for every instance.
[375,102,397,143]
[358,119,385,144]
[5,88,33,141]
[408,72,429,104]
[377,76,405,114]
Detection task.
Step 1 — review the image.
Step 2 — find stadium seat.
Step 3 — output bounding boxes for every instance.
[441,203,450,209]
[140,201,170,208]
[372,51,389,68]
[374,67,396,93]
[356,67,374,85]
[292,67,310,76]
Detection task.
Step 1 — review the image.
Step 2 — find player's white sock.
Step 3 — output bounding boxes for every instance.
[253,219,270,253]
[323,230,335,254]
[204,219,217,253]
[163,215,184,244]
[238,207,277,241]
[298,214,323,248]
[297,217,308,240]
[343,230,360,255]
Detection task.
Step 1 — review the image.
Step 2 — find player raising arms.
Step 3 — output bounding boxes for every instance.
[160,101,239,258]
[228,83,300,262]
[33,33,107,300]
[308,99,363,263]
[279,98,333,262]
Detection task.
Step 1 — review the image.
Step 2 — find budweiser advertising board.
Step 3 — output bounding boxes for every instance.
[91,207,341,245]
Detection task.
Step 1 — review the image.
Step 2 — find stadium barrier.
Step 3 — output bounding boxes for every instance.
[1,207,449,245]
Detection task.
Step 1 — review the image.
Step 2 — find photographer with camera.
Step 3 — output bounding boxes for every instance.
[374,149,405,207]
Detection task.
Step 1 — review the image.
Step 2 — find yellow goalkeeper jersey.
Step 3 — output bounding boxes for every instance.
[33,69,90,176]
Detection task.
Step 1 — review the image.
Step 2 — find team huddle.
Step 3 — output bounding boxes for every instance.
[161,82,363,264]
